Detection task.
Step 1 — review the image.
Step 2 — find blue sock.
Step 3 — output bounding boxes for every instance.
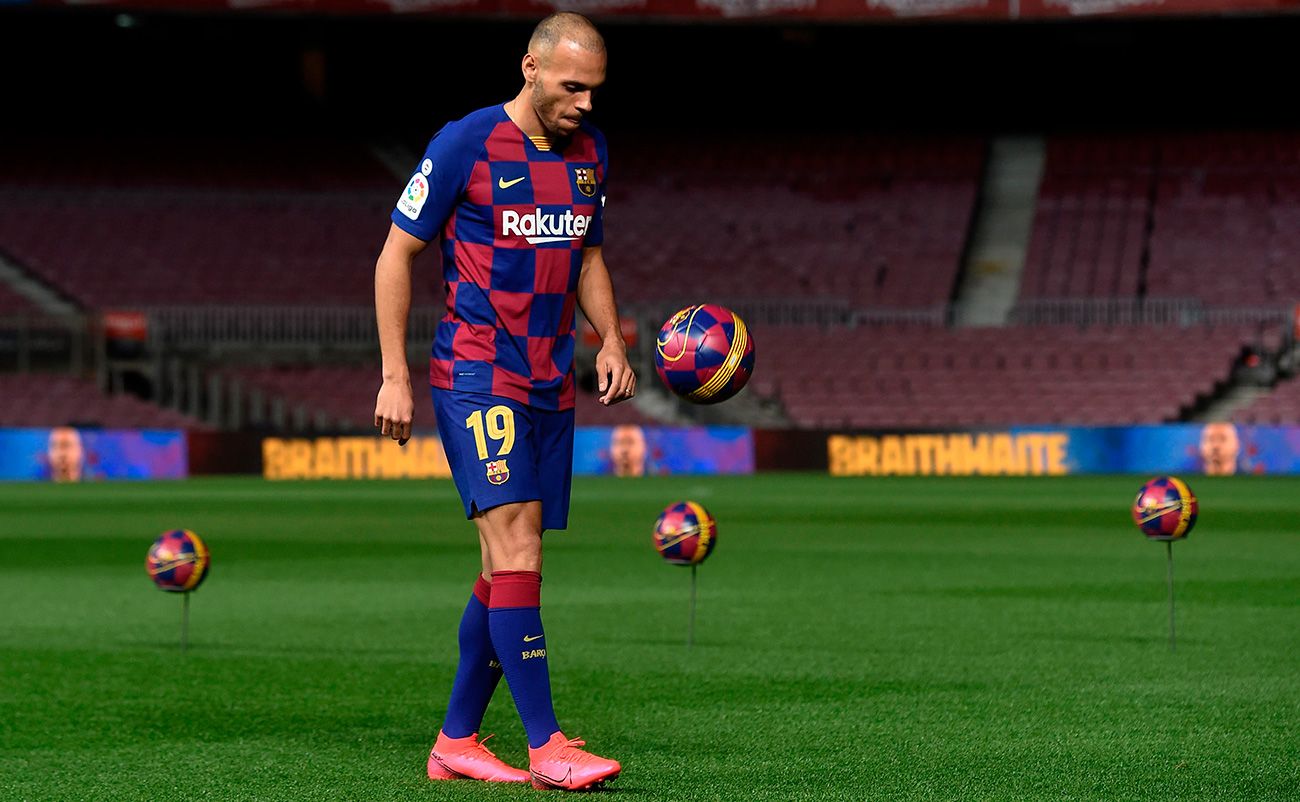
[489,570,561,749]
[441,575,503,738]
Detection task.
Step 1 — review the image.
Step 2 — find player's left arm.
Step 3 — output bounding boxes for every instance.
[577,245,636,406]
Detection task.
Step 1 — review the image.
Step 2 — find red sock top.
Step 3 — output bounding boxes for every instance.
[472,574,492,606]
[489,570,541,609]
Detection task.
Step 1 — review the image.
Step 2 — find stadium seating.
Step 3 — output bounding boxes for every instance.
[0,135,396,194]
[1025,132,1300,307]
[603,135,983,307]
[1232,376,1300,425]
[1147,140,1300,306]
[8,130,1297,315]
[0,193,430,308]
[0,373,206,429]
[0,134,432,309]
[1021,137,1153,299]
[5,130,1293,434]
[0,134,982,311]
[222,365,383,431]
[757,323,1249,428]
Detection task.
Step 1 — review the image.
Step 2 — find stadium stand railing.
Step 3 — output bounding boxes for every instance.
[146,306,440,351]
[214,362,656,431]
[1008,298,1291,331]
[0,314,95,374]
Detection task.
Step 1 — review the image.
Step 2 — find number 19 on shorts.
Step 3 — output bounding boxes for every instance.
[465,405,515,460]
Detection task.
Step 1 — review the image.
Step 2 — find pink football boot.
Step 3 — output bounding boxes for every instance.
[427,731,529,783]
[528,732,621,791]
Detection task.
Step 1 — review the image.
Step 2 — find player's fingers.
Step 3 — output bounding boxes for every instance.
[399,419,412,445]
[601,361,626,405]
[596,356,610,394]
[609,374,632,404]
[379,416,391,436]
[620,367,636,397]
[595,359,610,403]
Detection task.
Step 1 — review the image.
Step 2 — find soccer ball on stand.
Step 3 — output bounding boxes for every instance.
[1131,476,1198,540]
[652,501,718,566]
[146,529,211,592]
[653,304,755,404]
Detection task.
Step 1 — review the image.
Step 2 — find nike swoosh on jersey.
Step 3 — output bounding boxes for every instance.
[523,635,544,643]
[498,176,526,189]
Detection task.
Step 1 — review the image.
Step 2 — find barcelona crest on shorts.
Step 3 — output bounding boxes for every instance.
[485,459,510,485]
[573,167,597,197]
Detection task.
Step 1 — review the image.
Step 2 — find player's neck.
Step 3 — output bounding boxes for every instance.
[504,95,553,144]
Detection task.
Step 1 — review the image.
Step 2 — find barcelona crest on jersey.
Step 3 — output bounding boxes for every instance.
[573,167,597,197]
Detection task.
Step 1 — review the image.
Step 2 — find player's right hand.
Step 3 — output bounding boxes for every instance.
[375,377,414,446]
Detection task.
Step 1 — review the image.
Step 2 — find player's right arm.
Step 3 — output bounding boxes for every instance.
[374,117,477,443]
[374,223,428,445]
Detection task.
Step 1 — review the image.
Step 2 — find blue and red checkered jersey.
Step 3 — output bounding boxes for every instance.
[391,104,608,411]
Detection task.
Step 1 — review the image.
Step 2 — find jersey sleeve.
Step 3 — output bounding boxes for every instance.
[391,125,475,242]
[584,130,609,247]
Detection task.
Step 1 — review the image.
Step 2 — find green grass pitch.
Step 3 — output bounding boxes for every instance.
[1,475,1298,801]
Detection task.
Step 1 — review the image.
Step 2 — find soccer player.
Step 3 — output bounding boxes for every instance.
[372,12,633,792]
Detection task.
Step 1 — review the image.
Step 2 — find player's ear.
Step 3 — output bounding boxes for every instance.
[522,52,539,84]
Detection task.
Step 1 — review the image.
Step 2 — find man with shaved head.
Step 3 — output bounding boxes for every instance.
[1199,421,1240,476]
[374,11,627,792]
[47,426,85,482]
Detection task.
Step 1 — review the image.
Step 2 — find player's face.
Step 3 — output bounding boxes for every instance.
[48,427,84,482]
[610,425,646,477]
[531,41,606,137]
[1199,422,1240,476]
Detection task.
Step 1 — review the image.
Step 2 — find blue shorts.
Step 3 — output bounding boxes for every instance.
[432,388,574,532]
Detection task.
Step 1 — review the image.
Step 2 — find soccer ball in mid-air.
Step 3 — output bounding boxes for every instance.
[654,304,755,404]
[653,501,718,565]
[146,529,211,592]
[1131,476,1198,540]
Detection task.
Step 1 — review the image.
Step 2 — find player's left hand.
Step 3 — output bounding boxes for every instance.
[596,340,636,406]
